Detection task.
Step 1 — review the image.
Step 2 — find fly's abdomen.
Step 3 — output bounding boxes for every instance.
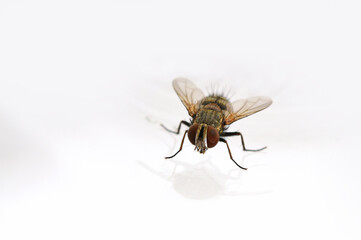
[200,96,229,110]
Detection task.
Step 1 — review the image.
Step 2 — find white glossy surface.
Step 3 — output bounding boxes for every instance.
[1,1,360,239]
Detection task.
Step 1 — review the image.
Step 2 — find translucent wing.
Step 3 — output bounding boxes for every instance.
[224,96,272,125]
[172,78,205,117]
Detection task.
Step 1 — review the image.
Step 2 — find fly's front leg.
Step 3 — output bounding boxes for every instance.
[161,120,190,135]
[165,130,188,159]
[219,138,247,170]
[221,131,267,152]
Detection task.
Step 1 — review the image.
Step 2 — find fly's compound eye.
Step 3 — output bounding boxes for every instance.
[188,124,199,145]
[207,126,219,148]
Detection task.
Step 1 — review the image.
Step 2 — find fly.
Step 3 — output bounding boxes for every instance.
[161,78,272,170]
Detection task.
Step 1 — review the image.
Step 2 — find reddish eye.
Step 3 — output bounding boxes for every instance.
[207,126,219,148]
[188,124,199,145]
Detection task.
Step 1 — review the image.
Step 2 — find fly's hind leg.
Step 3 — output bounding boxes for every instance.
[161,120,190,135]
[221,131,267,152]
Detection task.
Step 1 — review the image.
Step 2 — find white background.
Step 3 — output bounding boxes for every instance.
[1,0,361,239]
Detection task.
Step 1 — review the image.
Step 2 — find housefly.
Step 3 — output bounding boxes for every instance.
[162,78,272,170]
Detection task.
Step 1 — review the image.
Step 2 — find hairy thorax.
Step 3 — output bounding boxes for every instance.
[194,96,229,133]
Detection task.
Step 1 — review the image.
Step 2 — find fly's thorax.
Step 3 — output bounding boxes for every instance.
[196,95,230,131]
[188,95,228,153]
[194,107,224,132]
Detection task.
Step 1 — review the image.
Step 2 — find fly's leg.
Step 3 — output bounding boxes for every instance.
[165,130,188,159]
[219,138,247,170]
[161,120,190,135]
[221,131,267,152]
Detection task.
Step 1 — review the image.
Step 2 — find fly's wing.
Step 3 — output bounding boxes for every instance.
[172,78,205,117]
[224,96,272,125]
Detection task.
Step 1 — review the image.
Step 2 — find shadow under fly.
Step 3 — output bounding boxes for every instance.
[162,78,272,170]
[138,152,272,200]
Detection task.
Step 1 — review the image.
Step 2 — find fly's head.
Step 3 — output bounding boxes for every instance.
[188,123,219,154]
